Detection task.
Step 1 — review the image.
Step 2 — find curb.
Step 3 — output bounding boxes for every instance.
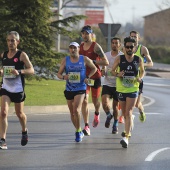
[8,97,145,115]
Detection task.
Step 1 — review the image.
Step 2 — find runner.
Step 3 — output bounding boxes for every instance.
[0,31,34,149]
[101,37,123,134]
[112,36,145,148]
[130,30,153,122]
[80,25,109,136]
[57,42,97,142]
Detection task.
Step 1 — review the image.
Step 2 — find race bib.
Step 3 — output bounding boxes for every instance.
[87,79,95,86]
[3,66,16,78]
[68,72,80,83]
[122,76,135,87]
[107,68,113,77]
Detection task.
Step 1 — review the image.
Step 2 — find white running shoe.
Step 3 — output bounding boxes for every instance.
[120,137,129,148]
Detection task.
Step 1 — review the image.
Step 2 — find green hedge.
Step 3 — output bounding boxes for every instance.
[148,46,170,64]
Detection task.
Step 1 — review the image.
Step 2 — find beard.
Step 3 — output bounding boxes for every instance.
[126,51,133,55]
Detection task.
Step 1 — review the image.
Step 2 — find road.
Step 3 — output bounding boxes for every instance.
[0,76,170,170]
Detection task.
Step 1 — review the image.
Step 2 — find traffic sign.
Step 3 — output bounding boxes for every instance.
[98,23,121,51]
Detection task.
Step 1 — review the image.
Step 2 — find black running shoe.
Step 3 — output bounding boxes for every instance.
[21,130,28,146]
[0,139,7,149]
[105,115,113,128]
[112,125,118,134]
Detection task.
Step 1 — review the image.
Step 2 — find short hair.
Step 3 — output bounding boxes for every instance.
[7,31,20,40]
[124,36,136,46]
[130,30,140,37]
[111,37,121,43]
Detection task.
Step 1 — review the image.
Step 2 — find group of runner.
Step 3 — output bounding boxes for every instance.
[0,26,153,150]
[58,26,153,148]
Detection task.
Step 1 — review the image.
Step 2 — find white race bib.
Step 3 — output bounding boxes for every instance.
[3,66,16,78]
[68,72,80,83]
[87,79,95,86]
[122,76,135,87]
[107,68,113,77]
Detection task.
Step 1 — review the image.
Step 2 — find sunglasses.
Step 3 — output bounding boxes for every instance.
[125,45,134,49]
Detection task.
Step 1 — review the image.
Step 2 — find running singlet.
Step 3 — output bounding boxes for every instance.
[135,44,146,63]
[65,55,86,91]
[103,51,124,87]
[1,50,25,93]
[116,55,140,93]
[80,42,101,79]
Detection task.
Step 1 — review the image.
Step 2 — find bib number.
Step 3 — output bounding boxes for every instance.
[3,66,16,78]
[87,79,95,86]
[68,72,80,83]
[107,68,113,77]
[122,76,135,87]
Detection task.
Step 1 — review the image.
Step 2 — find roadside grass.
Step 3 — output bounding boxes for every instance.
[24,79,93,106]
[24,79,67,106]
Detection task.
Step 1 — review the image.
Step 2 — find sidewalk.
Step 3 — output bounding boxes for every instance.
[146,71,170,79]
[146,62,170,79]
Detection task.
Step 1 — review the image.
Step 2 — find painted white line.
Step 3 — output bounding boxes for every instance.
[133,112,162,115]
[8,112,69,117]
[143,95,155,107]
[145,82,170,87]
[145,147,170,161]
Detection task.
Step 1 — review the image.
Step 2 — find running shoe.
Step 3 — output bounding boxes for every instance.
[105,114,113,128]
[75,132,82,142]
[112,125,118,134]
[21,130,28,146]
[118,116,124,123]
[80,131,84,138]
[139,112,146,122]
[0,139,7,150]
[121,131,131,138]
[92,114,100,128]
[82,126,90,136]
[120,137,128,148]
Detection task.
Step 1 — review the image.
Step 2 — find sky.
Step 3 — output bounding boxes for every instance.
[104,0,170,25]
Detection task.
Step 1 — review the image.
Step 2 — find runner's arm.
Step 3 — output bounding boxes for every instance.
[84,56,97,78]
[94,43,109,66]
[111,56,124,77]
[142,46,153,67]
[19,52,34,75]
[136,58,145,83]
[57,58,68,80]
[11,52,34,76]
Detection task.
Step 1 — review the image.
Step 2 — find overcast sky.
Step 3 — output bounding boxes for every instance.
[105,0,170,25]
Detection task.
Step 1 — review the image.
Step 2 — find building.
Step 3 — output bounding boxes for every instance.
[144,8,170,46]
[54,0,105,28]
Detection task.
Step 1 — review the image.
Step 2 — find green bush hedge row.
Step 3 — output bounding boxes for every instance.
[148,46,170,64]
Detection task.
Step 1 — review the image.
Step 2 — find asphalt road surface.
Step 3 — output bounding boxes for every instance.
[0,76,170,170]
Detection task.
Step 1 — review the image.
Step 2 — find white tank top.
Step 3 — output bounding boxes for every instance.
[102,51,124,87]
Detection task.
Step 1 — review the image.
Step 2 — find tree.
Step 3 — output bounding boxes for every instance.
[0,0,86,79]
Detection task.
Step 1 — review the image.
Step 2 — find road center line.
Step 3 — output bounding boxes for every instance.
[145,147,170,161]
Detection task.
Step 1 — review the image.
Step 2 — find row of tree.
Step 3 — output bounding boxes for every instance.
[0,0,86,79]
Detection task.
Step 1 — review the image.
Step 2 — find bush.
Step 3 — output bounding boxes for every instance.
[148,45,170,64]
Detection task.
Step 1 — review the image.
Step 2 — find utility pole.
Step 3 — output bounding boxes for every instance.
[57,0,62,52]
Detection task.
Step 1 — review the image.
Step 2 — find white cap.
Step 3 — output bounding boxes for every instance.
[69,42,80,47]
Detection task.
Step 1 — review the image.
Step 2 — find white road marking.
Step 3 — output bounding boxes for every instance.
[145,82,170,87]
[133,112,162,115]
[145,148,170,161]
[143,95,155,107]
